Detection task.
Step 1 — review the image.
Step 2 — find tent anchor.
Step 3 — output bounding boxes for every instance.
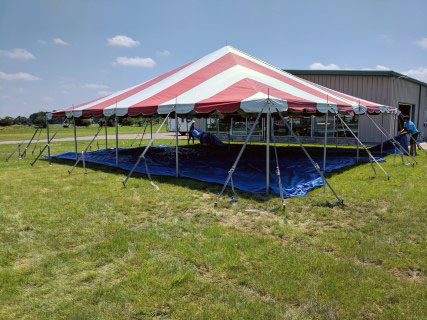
[31,118,69,166]
[122,113,172,188]
[335,113,390,180]
[276,108,343,206]
[68,124,105,174]
[215,105,265,206]
[5,142,23,162]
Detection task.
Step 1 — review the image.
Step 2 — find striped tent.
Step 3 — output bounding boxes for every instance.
[52,46,395,119]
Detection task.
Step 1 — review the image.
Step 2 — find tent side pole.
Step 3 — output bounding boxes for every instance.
[150,118,153,139]
[73,116,78,160]
[31,118,68,166]
[115,115,119,168]
[175,110,179,177]
[380,113,384,154]
[122,112,172,187]
[275,109,343,204]
[20,127,40,159]
[105,119,108,149]
[356,115,360,164]
[336,113,390,179]
[323,112,328,192]
[46,115,51,164]
[266,109,270,194]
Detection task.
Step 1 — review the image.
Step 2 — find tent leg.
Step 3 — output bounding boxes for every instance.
[380,113,384,154]
[31,118,68,166]
[323,113,328,192]
[266,110,270,194]
[19,127,40,160]
[73,116,78,160]
[365,113,417,165]
[122,113,172,187]
[115,115,119,168]
[6,143,22,162]
[215,106,265,205]
[46,116,51,164]
[105,119,108,149]
[69,124,104,174]
[175,110,179,177]
[275,109,343,205]
[336,114,390,179]
[150,118,153,139]
[356,115,360,164]
[333,115,337,149]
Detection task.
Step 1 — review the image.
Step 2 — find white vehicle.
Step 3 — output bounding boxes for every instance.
[168,117,193,136]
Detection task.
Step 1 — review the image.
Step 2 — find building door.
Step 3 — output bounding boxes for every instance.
[397,103,412,131]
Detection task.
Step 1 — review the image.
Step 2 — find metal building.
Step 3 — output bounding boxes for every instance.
[284,70,427,143]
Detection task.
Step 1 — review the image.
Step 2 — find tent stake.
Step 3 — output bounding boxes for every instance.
[122,112,172,187]
[31,118,68,166]
[336,113,390,179]
[276,109,343,205]
[215,106,265,206]
[365,113,417,165]
[68,124,104,174]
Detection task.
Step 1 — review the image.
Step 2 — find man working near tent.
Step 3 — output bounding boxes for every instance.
[188,120,195,144]
[400,115,419,156]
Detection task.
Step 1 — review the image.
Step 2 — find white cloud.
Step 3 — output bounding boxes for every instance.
[0,71,41,81]
[415,38,427,49]
[42,96,53,102]
[0,48,35,60]
[98,90,113,96]
[53,38,69,46]
[112,56,156,68]
[157,49,170,57]
[81,83,109,89]
[401,67,427,82]
[309,62,341,70]
[107,35,140,47]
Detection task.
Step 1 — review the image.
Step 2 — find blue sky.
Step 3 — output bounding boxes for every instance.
[0,0,426,117]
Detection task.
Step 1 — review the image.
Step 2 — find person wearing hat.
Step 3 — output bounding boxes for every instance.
[188,120,195,144]
[400,115,419,156]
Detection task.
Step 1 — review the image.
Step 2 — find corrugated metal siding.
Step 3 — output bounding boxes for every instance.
[195,118,207,131]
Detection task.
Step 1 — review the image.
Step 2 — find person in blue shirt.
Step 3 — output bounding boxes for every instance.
[400,115,419,156]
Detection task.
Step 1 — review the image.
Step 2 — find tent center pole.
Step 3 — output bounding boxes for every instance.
[73,116,78,160]
[380,113,384,154]
[266,107,271,194]
[105,118,108,149]
[115,115,119,168]
[323,112,328,192]
[356,115,360,163]
[46,114,51,164]
[175,110,179,177]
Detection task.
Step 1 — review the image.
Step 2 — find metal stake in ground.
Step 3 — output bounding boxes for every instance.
[275,108,343,205]
[215,105,265,206]
[122,112,172,187]
[335,113,390,179]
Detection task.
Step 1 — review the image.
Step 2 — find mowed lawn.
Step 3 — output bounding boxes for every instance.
[0,134,426,319]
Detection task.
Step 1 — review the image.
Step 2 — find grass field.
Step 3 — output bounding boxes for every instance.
[0,123,167,142]
[0,134,426,319]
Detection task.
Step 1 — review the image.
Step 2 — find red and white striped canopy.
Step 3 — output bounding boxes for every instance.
[52,46,395,118]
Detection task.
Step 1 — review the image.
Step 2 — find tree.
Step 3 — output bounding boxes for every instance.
[29,112,47,127]
[0,117,14,126]
[13,116,30,125]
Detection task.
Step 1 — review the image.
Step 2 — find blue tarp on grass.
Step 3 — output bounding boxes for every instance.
[50,143,386,198]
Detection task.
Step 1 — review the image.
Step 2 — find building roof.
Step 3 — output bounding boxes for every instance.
[284,70,427,87]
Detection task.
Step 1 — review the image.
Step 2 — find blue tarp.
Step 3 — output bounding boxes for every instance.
[369,134,409,155]
[50,142,385,198]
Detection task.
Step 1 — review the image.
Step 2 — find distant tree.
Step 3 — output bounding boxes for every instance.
[0,116,14,126]
[74,117,91,127]
[13,116,30,125]
[29,112,47,127]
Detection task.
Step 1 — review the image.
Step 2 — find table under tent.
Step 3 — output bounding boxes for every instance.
[31,46,416,206]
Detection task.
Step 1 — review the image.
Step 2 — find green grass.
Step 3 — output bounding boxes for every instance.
[0,134,426,319]
[0,124,168,142]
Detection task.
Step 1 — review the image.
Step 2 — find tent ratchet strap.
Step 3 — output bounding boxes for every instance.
[30,118,69,166]
[272,129,285,209]
[215,105,265,206]
[5,141,24,162]
[275,108,343,206]
[335,113,390,180]
[365,113,416,165]
[122,112,172,188]
[68,123,106,174]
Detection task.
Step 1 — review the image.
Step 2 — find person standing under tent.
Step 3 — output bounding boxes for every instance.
[188,120,195,144]
[400,115,419,156]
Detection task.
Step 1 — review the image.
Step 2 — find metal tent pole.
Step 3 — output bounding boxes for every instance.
[31,118,68,166]
[266,108,271,194]
[20,127,40,159]
[365,113,417,165]
[105,119,108,149]
[336,113,390,179]
[356,115,360,163]
[323,112,328,192]
[175,108,179,177]
[46,115,51,164]
[276,109,343,204]
[215,106,265,205]
[122,112,172,187]
[115,115,119,168]
[333,115,337,148]
[73,116,78,160]
[150,118,153,139]
[380,113,384,154]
